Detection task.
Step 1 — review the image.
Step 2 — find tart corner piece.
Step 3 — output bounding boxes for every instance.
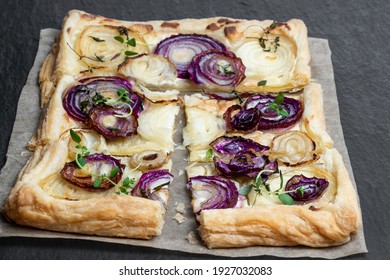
[2,139,167,239]
[196,148,360,249]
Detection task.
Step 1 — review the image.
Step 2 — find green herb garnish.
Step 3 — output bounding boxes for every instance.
[124,51,138,57]
[89,36,105,42]
[205,148,214,159]
[114,36,125,44]
[69,130,135,194]
[268,93,289,117]
[127,38,136,47]
[278,193,294,205]
[257,80,267,86]
[217,63,235,76]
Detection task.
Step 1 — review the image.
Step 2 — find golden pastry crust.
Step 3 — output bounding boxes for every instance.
[197,148,360,248]
[2,140,166,239]
[44,10,310,93]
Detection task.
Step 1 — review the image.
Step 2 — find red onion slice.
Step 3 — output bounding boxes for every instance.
[188,50,246,87]
[87,104,138,139]
[210,135,278,178]
[225,94,303,132]
[131,169,174,207]
[210,135,269,156]
[154,34,227,79]
[63,76,142,122]
[60,153,123,190]
[187,175,238,214]
[285,175,329,203]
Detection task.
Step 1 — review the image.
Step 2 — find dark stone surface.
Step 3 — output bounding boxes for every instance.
[0,0,388,259]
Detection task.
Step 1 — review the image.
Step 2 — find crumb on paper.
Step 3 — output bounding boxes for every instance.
[175,202,186,214]
[178,170,184,176]
[186,231,200,244]
[173,213,187,224]
[175,145,186,150]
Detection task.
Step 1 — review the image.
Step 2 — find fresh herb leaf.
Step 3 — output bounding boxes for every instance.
[238,185,253,196]
[277,107,290,117]
[124,51,138,57]
[94,53,105,62]
[93,178,103,188]
[77,156,87,168]
[268,93,290,117]
[110,166,119,178]
[257,80,267,86]
[70,129,81,144]
[296,186,305,197]
[127,38,136,47]
[91,92,108,105]
[278,193,294,205]
[274,92,284,105]
[114,36,125,44]
[122,177,131,187]
[217,63,235,76]
[89,36,105,42]
[205,148,213,159]
[269,103,278,110]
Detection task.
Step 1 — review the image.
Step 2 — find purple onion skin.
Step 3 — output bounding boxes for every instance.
[62,76,142,123]
[131,170,173,206]
[188,50,246,87]
[187,175,238,214]
[60,153,123,190]
[87,104,138,140]
[213,152,278,178]
[224,94,303,132]
[210,135,277,178]
[210,136,269,156]
[285,175,329,203]
[154,34,227,79]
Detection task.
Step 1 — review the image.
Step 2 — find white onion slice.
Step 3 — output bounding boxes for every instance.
[76,25,149,68]
[235,35,296,86]
[270,131,315,166]
[118,54,177,86]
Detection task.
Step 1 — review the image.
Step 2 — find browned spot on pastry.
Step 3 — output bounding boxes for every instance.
[131,24,154,33]
[81,13,97,20]
[309,206,318,211]
[276,22,291,30]
[224,26,241,41]
[67,27,71,34]
[218,18,240,24]
[206,23,220,31]
[161,21,180,28]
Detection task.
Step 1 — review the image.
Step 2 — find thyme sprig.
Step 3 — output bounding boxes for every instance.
[69,129,135,194]
[90,89,135,118]
[268,93,289,117]
[238,169,300,206]
[246,20,281,52]
[114,27,138,58]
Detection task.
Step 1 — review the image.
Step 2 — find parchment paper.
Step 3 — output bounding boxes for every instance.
[0,28,367,259]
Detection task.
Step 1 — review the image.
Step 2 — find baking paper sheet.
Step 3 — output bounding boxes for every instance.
[0,28,367,259]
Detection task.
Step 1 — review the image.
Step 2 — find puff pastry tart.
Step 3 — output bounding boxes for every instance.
[3,10,361,246]
[184,83,361,248]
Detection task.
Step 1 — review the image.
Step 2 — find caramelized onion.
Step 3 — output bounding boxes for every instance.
[187,175,238,214]
[285,175,329,203]
[118,54,178,86]
[87,104,138,139]
[210,135,278,178]
[270,131,316,166]
[60,153,123,190]
[224,94,303,132]
[129,150,170,171]
[188,50,246,87]
[131,169,173,207]
[154,34,227,78]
